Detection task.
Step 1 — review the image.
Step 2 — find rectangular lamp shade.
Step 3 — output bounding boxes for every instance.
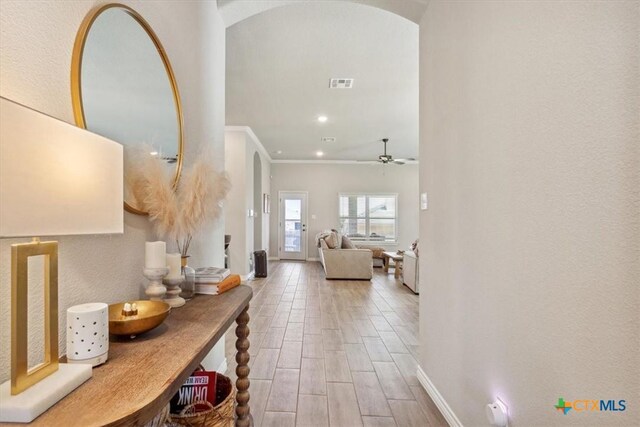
[0,97,123,237]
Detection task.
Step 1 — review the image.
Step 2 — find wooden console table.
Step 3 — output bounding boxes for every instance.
[2,285,252,427]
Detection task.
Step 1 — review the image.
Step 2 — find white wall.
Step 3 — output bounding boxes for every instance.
[419,1,639,426]
[269,163,419,259]
[224,127,271,277]
[0,0,228,381]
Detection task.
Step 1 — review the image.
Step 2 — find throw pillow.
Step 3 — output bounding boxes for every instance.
[341,235,355,249]
[333,230,342,248]
[323,232,339,249]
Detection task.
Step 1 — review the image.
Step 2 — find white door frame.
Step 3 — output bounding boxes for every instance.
[278,191,308,260]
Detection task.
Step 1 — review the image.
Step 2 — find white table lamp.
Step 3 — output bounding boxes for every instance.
[0,97,123,422]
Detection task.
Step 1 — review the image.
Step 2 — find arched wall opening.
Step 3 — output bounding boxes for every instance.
[218,0,427,27]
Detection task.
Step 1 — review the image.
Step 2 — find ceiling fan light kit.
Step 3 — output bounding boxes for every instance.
[364,138,414,165]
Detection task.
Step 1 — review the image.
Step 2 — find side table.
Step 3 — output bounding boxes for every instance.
[382,251,404,279]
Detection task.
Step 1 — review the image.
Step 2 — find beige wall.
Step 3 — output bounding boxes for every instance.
[269,163,419,259]
[419,1,639,425]
[224,128,271,276]
[0,0,228,380]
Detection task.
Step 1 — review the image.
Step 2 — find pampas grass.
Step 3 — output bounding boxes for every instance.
[143,155,180,241]
[124,146,154,211]
[174,152,230,256]
[129,146,230,255]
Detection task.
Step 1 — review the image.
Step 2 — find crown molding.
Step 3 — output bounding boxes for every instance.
[224,127,419,165]
[271,159,419,165]
[225,126,273,163]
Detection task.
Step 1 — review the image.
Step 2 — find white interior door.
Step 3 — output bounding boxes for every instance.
[279,191,307,260]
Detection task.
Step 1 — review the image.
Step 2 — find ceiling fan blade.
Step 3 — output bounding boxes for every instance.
[391,160,405,165]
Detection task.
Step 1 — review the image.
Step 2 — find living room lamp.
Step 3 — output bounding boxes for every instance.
[0,97,123,422]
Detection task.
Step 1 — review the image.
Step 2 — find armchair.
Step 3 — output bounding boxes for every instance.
[318,239,373,280]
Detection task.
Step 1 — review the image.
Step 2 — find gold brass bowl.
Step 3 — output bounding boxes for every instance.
[108,300,170,338]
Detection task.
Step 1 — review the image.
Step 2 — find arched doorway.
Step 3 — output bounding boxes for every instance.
[218,0,427,27]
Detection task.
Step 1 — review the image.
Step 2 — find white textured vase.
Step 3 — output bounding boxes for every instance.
[66,303,109,367]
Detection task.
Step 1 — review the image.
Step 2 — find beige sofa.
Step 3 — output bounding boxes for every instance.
[318,239,373,280]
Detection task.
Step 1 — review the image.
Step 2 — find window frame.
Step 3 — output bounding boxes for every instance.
[338,192,399,244]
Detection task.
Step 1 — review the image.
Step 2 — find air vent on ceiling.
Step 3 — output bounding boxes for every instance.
[321,137,336,143]
[329,78,354,89]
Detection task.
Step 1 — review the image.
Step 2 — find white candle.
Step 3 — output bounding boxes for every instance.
[166,253,182,279]
[145,241,166,269]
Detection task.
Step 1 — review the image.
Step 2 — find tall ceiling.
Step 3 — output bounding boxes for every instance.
[225,2,419,161]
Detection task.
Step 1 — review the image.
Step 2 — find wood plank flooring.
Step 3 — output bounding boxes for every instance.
[224,261,446,427]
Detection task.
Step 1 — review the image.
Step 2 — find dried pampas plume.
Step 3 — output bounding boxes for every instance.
[143,154,180,240]
[128,146,230,254]
[176,151,231,255]
[124,146,151,211]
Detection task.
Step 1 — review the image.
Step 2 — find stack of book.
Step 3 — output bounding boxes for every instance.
[194,267,240,295]
[195,267,230,283]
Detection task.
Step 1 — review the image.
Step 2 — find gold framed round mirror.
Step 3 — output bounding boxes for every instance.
[71,3,184,215]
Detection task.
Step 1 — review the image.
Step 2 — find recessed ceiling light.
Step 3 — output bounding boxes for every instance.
[316,151,324,157]
[150,151,158,156]
[275,150,283,154]
[317,116,328,123]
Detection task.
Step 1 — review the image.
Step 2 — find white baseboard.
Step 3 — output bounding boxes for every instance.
[217,357,228,375]
[268,257,321,262]
[241,271,255,281]
[417,365,463,427]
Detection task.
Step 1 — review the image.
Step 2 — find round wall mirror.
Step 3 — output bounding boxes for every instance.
[71,4,184,215]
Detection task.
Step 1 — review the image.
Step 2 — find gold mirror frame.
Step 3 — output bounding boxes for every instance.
[70,3,184,215]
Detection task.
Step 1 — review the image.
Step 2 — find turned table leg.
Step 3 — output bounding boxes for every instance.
[235,304,251,427]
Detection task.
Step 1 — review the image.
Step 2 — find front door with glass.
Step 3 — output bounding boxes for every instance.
[279,192,307,260]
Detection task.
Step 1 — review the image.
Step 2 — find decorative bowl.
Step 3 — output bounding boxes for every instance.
[108,300,171,338]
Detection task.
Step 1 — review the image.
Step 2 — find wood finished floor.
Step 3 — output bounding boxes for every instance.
[224,261,446,427]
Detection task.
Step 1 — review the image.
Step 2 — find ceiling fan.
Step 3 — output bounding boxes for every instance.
[361,138,415,165]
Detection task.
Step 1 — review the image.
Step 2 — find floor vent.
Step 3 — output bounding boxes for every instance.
[329,78,354,89]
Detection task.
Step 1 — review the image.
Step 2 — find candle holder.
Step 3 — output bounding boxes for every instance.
[143,267,169,301]
[162,276,185,308]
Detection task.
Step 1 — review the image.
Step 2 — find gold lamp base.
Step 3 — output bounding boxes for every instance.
[0,238,94,423]
[11,238,59,395]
